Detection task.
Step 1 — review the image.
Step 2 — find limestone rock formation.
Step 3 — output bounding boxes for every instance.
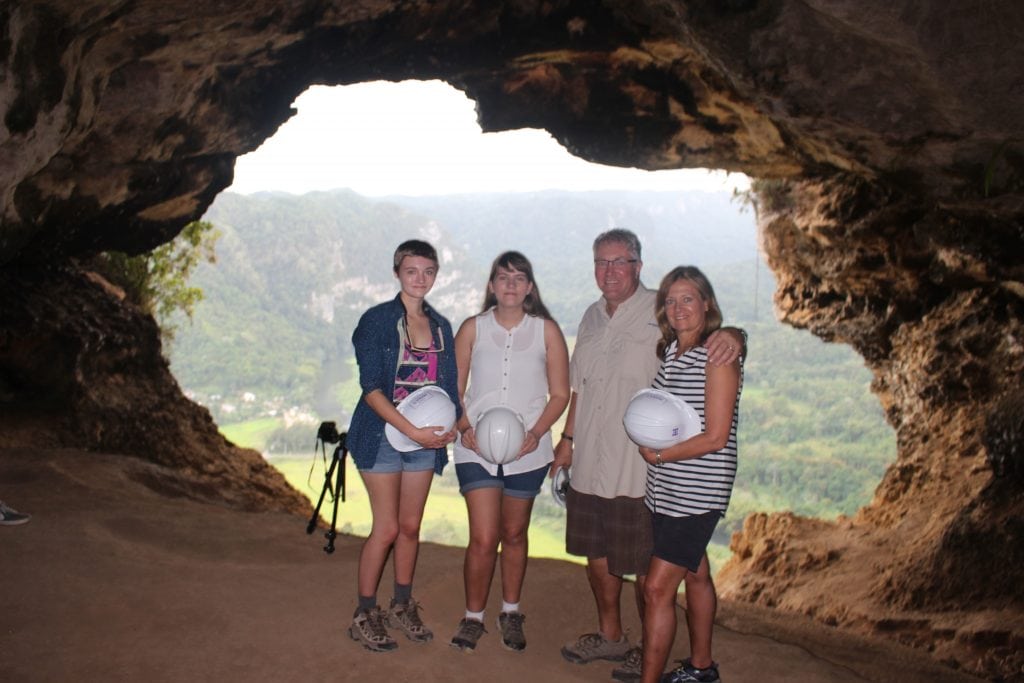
[0,265,310,516]
[2,1,1022,678]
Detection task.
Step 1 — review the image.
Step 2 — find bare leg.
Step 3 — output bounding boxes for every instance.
[357,471,401,598]
[498,494,535,604]
[392,468,434,585]
[682,554,716,669]
[634,573,647,627]
[586,556,625,640]
[641,557,688,683]
[463,487,502,611]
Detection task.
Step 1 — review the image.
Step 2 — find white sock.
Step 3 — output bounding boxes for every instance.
[465,609,485,622]
[501,601,520,614]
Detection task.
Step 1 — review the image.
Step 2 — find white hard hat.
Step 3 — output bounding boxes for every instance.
[474,406,526,465]
[551,466,571,508]
[385,385,456,452]
[622,388,701,450]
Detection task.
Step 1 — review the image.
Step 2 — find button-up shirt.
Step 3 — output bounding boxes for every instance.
[348,294,459,474]
[569,285,662,499]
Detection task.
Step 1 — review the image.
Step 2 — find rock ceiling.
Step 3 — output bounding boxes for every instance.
[2,1,1022,678]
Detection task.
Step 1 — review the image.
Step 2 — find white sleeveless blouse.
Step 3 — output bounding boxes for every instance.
[453,309,554,475]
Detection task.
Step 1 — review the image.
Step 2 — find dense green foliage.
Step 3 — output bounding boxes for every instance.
[93,220,219,341]
[716,321,892,547]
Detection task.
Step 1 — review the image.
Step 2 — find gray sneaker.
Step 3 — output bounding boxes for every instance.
[560,631,631,664]
[0,501,30,526]
[387,598,433,642]
[450,617,487,652]
[349,607,398,652]
[497,611,526,651]
[611,646,643,681]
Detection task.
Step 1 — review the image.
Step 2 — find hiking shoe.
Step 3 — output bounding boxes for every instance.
[349,607,398,652]
[611,645,643,681]
[0,501,30,526]
[560,631,631,664]
[497,611,526,651]
[661,659,720,683]
[387,598,433,642]
[450,617,487,652]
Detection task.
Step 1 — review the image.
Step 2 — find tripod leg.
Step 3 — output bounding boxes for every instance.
[307,448,338,535]
[324,445,344,554]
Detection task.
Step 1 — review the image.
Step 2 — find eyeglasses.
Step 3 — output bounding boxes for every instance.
[594,258,638,269]
[400,315,445,354]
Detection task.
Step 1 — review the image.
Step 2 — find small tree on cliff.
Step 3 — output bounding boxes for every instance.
[93,220,220,343]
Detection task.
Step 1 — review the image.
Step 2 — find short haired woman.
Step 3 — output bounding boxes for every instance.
[346,239,460,652]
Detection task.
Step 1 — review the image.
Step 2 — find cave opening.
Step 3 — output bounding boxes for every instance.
[4,3,1021,677]
[163,79,896,570]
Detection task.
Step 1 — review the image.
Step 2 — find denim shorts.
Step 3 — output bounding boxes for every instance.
[357,437,435,474]
[455,461,549,499]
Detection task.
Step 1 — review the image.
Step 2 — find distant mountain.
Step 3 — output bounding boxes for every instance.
[391,190,760,327]
[170,190,485,416]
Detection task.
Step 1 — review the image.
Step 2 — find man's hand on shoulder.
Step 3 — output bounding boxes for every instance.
[706,327,746,366]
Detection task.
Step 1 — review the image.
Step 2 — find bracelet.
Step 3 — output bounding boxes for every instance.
[561,432,574,441]
[655,451,663,466]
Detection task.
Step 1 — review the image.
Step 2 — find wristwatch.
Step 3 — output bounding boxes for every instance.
[655,451,663,466]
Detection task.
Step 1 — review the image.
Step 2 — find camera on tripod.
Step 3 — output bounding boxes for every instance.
[317,420,343,445]
[306,420,349,554]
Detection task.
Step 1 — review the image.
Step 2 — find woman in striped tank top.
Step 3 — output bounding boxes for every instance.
[637,266,743,683]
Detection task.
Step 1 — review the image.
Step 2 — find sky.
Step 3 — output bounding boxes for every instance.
[228,81,749,197]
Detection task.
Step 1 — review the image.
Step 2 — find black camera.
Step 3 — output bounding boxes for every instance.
[317,421,342,445]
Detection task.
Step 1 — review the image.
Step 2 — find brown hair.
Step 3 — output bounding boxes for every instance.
[480,251,554,321]
[393,239,439,273]
[655,265,723,357]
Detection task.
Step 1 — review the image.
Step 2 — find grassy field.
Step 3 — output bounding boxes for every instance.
[271,454,579,564]
[227,417,733,574]
[221,418,281,449]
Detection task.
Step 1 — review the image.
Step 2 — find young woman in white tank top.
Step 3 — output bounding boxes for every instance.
[449,251,570,653]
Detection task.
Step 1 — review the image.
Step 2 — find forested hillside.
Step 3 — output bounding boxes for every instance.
[168,189,895,558]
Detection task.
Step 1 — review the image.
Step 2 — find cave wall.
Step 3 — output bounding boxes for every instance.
[2,1,1023,678]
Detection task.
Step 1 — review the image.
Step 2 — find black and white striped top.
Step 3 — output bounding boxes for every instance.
[644,340,743,517]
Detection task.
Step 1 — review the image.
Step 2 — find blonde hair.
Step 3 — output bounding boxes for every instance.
[655,266,723,358]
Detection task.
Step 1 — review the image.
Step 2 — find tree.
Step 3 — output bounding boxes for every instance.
[92,220,220,342]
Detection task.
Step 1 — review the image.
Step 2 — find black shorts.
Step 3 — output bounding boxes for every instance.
[651,510,721,573]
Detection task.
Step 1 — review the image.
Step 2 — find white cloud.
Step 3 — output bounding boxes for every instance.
[229,81,749,197]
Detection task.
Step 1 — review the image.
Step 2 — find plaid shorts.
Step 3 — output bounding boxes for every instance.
[565,487,653,577]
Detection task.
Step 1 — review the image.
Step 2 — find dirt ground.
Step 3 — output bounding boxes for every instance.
[1,447,982,682]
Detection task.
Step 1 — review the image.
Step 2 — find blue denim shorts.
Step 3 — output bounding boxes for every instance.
[358,437,435,474]
[455,461,549,499]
